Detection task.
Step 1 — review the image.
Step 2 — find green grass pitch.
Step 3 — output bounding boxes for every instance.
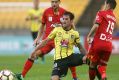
[0,54,119,80]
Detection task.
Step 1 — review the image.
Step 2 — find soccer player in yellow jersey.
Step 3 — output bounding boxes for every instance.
[26,0,42,40]
[26,0,45,62]
[35,11,86,80]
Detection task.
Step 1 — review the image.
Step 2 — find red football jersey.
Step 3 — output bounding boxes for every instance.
[42,7,66,39]
[92,10,116,51]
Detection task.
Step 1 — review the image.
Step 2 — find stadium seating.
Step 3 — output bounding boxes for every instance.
[0,10,28,29]
[0,0,49,2]
[0,0,31,2]
[114,0,119,26]
[0,0,89,29]
[0,0,118,29]
[64,0,90,24]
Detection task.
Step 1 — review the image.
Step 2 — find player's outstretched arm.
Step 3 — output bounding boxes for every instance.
[87,23,99,44]
[76,43,88,63]
[77,43,86,55]
[35,38,51,50]
[37,24,45,39]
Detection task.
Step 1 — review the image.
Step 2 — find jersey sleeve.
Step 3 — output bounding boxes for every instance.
[48,28,57,39]
[95,11,103,24]
[75,32,80,44]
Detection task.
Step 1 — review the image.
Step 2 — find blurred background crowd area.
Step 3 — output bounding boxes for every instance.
[0,0,118,33]
[0,0,89,30]
[0,0,119,54]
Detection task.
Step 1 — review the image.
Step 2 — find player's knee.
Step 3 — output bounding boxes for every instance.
[89,62,97,68]
[100,63,107,66]
[38,53,44,57]
[51,75,60,80]
[35,50,44,57]
[34,50,44,57]
[100,59,107,66]
[30,51,39,60]
[30,55,36,60]
[89,64,97,71]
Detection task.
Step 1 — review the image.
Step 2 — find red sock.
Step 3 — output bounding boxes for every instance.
[22,59,34,77]
[89,67,96,80]
[69,67,77,78]
[98,65,106,79]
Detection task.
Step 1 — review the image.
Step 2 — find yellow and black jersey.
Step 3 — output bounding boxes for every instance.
[28,8,43,32]
[48,27,80,60]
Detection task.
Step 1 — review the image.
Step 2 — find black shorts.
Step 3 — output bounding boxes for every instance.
[31,31,38,40]
[51,53,84,78]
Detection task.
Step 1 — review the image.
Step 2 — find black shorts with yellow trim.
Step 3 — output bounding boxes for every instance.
[51,53,85,78]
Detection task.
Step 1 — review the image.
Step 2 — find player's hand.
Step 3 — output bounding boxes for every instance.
[82,55,87,64]
[33,38,39,47]
[87,36,92,44]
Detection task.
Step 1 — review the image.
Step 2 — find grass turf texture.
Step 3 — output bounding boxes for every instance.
[0,54,119,80]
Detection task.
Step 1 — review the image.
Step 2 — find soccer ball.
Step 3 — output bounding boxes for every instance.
[0,70,15,80]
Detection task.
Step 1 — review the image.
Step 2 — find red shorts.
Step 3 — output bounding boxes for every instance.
[87,42,112,65]
[40,40,55,55]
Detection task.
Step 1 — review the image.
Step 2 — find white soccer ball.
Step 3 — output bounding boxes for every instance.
[0,70,15,80]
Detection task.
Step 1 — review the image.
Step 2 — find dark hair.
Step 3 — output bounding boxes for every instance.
[106,0,117,9]
[63,11,74,20]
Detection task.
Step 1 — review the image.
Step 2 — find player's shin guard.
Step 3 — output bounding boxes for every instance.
[22,58,34,77]
[97,65,107,80]
[69,67,77,79]
[89,67,96,80]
